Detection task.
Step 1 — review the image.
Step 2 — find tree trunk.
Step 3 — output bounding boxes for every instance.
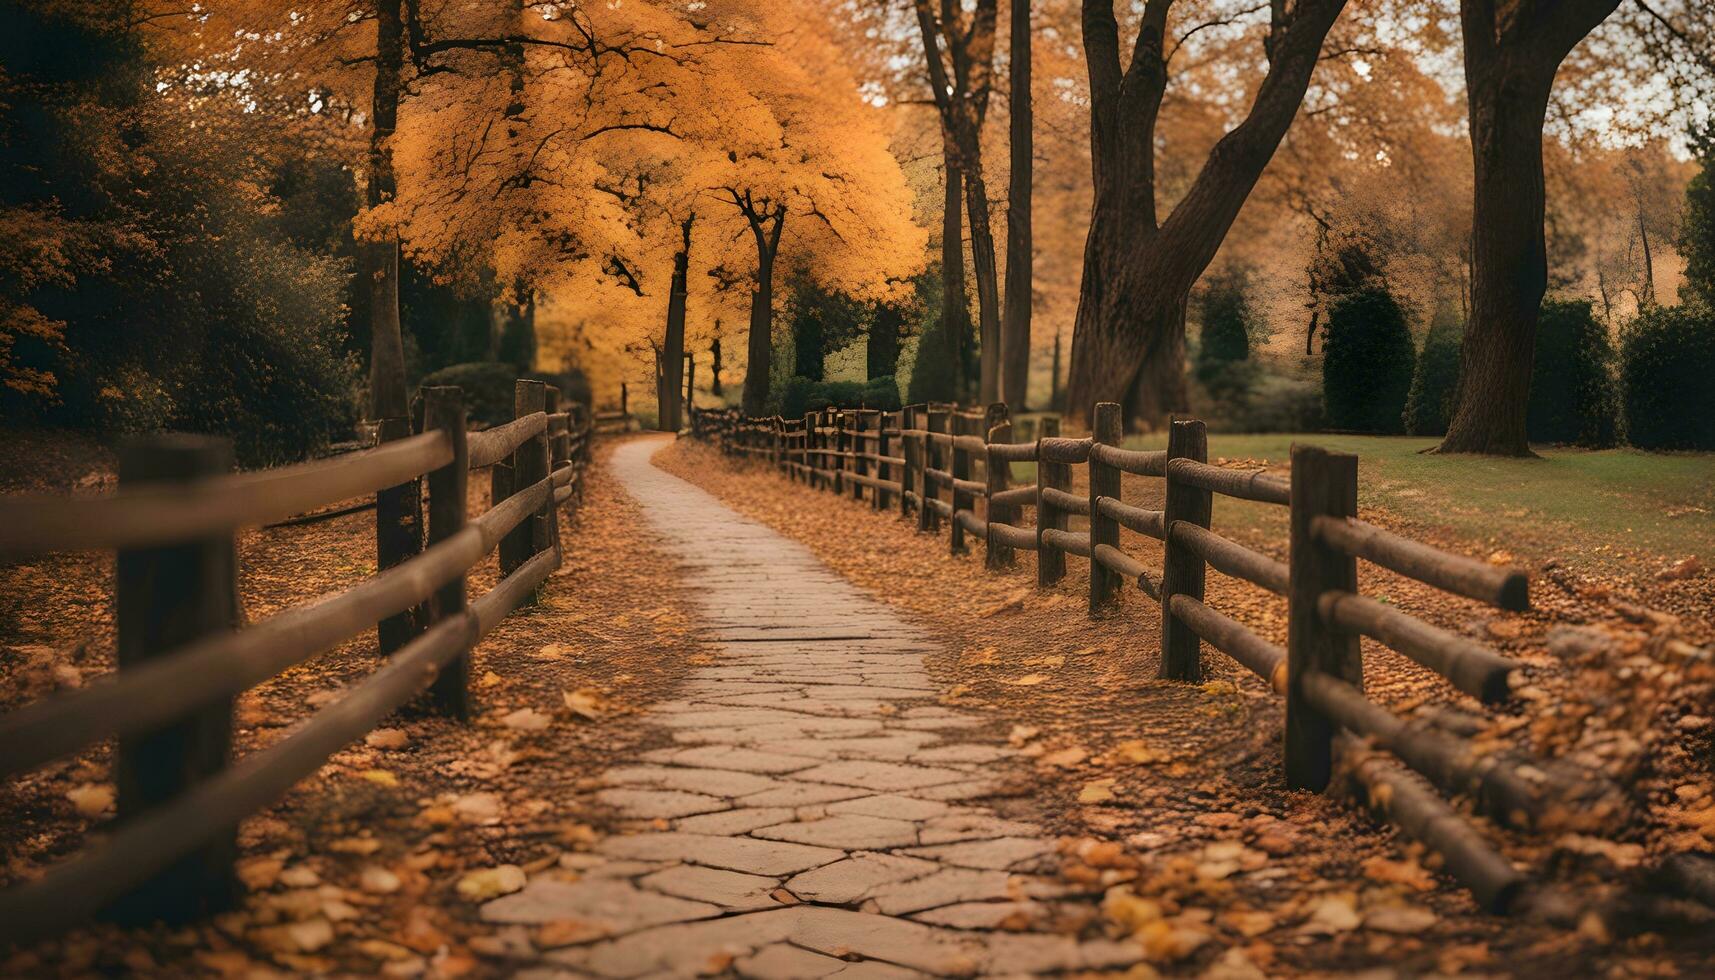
[741,213,784,416]
[1001,0,1033,413]
[1436,0,1621,455]
[659,216,691,432]
[1050,328,1062,409]
[1638,211,1656,306]
[1125,300,1187,429]
[867,304,903,380]
[941,157,970,396]
[365,0,408,420]
[1305,308,1319,356]
[1436,63,1555,454]
[964,152,1003,405]
[710,333,722,397]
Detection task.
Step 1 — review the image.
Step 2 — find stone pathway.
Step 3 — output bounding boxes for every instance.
[496,436,1140,978]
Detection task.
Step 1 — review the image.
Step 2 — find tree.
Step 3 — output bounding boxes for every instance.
[1193,265,1253,399]
[913,0,1001,404]
[1001,0,1033,412]
[1526,299,1617,446]
[1682,122,1715,307]
[1322,284,1415,434]
[1064,0,1352,429]
[1434,0,1623,455]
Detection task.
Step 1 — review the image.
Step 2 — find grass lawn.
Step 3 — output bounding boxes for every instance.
[1117,432,1715,572]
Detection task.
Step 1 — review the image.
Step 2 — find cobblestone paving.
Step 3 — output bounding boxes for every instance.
[496,436,1141,978]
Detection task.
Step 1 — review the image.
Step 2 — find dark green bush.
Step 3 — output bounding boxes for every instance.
[906,319,960,403]
[1194,267,1254,400]
[1403,308,1463,436]
[862,375,901,411]
[1527,299,1618,446]
[419,361,524,425]
[1620,302,1715,450]
[779,374,901,420]
[1322,285,1416,433]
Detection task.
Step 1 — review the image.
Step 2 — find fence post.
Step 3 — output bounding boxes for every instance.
[1088,402,1123,614]
[920,407,947,532]
[422,387,471,718]
[899,405,917,519]
[949,413,973,554]
[985,417,1015,569]
[1159,418,1211,680]
[850,410,867,502]
[503,380,551,592]
[376,413,424,657]
[111,435,239,923]
[1286,445,1361,792]
[1037,417,1066,586]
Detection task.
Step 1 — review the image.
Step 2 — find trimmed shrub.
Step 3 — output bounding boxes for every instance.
[1620,302,1715,450]
[779,374,901,420]
[1322,285,1416,433]
[1194,267,1254,400]
[1527,299,1618,446]
[1403,308,1463,436]
[862,375,901,411]
[906,318,959,403]
[418,361,521,425]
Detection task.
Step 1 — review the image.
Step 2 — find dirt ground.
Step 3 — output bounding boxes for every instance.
[0,433,709,977]
[653,436,1715,977]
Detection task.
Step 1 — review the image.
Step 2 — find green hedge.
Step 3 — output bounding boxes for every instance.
[418,361,591,426]
[1620,303,1715,450]
[780,375,901,420]
[1527,299,1617,446]
[1403,308,1462,437]
[1322,285,1416,433]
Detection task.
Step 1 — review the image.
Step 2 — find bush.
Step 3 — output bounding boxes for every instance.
[419,361,523,425]
[906,318,960,403]
[1527,299,1618,446]
[1322,285,1416,433]
[778,374,901,420]
[1194,267,1254,400]
[1403,308,1463,436]
[1620,302,1715,450]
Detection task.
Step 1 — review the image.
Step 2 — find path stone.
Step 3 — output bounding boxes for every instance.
[489,438,1144,976]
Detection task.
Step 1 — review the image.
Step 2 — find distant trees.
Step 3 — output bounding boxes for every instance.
[1682,123,1715,308]
[1620,304,1715,450]
[1193,266,1255,400]
[1322,285,1415,434]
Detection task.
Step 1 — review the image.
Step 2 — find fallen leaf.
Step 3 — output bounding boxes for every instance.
[359,769,399,787]
[562,687,610,721]
[1301,893,1362,934]
[536,918,613,948]
[1006,673,1050,686]
[500,708,552,731]
[66,783,114,819]
[366,728,410,750]
[1040,747,1088,768]
[1008,725,1040,746]
[453,792,503,825]
[237,856,284,891]
[1078,778,1118,804]
[361,866,402,894]
[1361,855,1436,891]
[457,865,527,902]
[1365,903,1437,933]
[1114,740,1168,765]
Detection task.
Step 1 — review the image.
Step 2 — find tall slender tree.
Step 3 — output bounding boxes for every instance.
[914,0,1002,404]
[1435,0,1622,455]
[1001,0,1033,412]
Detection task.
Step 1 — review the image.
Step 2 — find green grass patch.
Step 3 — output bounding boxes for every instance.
[1121,432,1715,568]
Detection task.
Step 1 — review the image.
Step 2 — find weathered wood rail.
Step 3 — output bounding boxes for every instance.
[691,400,1630,914]
[0,380,592,939]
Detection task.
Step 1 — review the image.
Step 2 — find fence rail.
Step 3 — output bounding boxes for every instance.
[690,399,1629,914]
[0,380,593,939]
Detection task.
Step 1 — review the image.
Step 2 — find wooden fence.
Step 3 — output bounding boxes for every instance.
[0,380,592,939]
[691,400,1627,913]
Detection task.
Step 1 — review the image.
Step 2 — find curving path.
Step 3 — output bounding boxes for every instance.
[498,436,1140,978]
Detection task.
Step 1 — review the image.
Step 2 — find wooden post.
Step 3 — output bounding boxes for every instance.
[112,435,239,923]
[1286,445,1362,792]
[1089,402,1123,614]
[985,418,1015,569]
[375,414,424,657]
[1037,416,1066,586]
[899,405,918,519]
[502,380,550,586]
[920,407,948,532]
[949,413,973,553]
[850,410,868,501]
[684,351,696,421]
[1159,418,1211,680]
[800,412,814,485]
[874,412,890,510]
[422,387,471,718]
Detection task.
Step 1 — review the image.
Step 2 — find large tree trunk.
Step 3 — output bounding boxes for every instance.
[1437,73,1553,455]
[1001,0,1033,413]
[965,160,1003,405]
[741,213,784,416]
[1064,0,1350,430]
[658,215,692,432]
[365,0,408,420]
[1436,0,1620,455]
[710,333,722,397]
[941,157,970,396]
